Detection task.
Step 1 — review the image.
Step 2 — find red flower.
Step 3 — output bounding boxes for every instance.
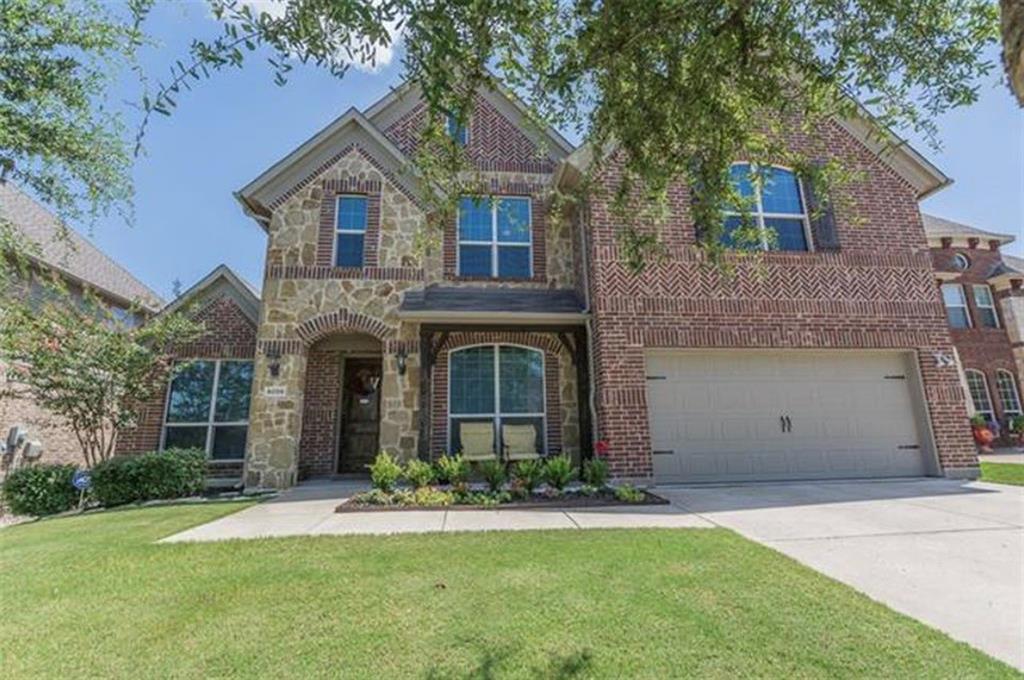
[595,440,610,457]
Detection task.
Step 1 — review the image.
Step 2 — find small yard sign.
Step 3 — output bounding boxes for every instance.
[72,470,91,491]
[264,386,287,398]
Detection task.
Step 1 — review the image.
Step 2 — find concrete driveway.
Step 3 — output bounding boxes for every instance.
[656,478,1024,670]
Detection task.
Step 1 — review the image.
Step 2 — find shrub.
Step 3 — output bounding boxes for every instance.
[1,464,79,516]
[582,458,609,488]
[511,459,544,494]
[543,455,575,491]
[404,459,436,489]
[368,451,403,492]
[91,448,205,507]
[1010,415,1024,434]
[478,459,507,492]
[436,454,469,486]
[970,414,988,428]
[411,487,454,507]
[614,484,645,503]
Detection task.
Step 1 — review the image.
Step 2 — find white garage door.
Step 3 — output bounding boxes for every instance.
[646,351,931,483]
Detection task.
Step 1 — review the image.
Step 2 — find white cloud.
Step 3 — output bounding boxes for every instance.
[236,0,402,72]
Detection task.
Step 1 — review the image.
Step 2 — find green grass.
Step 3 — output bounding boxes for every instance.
[981,461,1024,486]
[0,504,1015,678]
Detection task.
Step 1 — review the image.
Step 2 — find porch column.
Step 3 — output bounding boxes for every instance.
[244,341,307,490]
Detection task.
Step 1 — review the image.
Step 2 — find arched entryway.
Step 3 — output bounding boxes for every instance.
[299,332,383,477]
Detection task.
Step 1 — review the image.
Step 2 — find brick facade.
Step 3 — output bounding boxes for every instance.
[930,241,1024,434]
[583,120,978,479]
[115,293,258,457]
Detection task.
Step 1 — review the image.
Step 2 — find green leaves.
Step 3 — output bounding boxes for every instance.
[0,276,204,468]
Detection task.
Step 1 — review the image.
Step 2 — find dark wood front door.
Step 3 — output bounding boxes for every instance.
[338,358,382,473]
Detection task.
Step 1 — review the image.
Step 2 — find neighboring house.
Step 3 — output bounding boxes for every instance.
[925,214,1024,435]
[0,181,163,471]
[119,80,982,488]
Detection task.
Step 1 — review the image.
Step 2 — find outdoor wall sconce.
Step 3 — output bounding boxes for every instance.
[266,347,282,378]
[395,348,408,376]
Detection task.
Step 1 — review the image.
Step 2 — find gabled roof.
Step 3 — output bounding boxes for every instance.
[0,181,163,311]
[161,264,260,323]
[1004,254,1024,275]
[922,213,1016,246]
[365,76,575,158]
[556,107,951,200]
[235,108,418,229]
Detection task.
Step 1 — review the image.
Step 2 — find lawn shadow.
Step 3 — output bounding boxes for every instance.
[421,641,593,679]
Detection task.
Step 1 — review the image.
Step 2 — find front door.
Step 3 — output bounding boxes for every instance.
[338,358,382,473]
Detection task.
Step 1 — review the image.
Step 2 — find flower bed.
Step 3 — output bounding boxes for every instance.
[338,450,666,512]
[337,486,667,512]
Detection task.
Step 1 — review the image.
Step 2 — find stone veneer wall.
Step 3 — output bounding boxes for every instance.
[583,119,979,480]
[246,143,576,487]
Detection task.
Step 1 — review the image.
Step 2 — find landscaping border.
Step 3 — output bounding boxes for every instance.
[336,490,668,513]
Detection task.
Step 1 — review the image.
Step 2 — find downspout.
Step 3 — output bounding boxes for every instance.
[578,198,600,458]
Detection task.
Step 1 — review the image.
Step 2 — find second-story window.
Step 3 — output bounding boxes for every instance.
[722,163,811,252]
[972,285,999,328]
[446,113,468,146]
[335,195,368,267]
[941,283,971,329]
[458,196,532,278]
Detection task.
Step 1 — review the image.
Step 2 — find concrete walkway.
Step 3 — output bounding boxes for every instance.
[656,479,1024,671]
[161,479,712,542]
[979,450,1024,465]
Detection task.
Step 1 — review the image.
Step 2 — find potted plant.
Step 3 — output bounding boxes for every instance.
[1009,415,1024,450]
[970,414,995,452]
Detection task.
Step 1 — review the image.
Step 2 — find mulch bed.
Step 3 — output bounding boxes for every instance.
[336,489,668,513]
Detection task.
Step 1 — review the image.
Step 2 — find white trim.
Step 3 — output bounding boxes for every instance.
[964,369,994,419]
[971,284,1000,329]
[723,163,814,252]
[161,359,253,462]
[397,310,587,323]
[456,196,533,278]
[446,343,547,457]
[940,283,972,329]
[995,370,1022,416]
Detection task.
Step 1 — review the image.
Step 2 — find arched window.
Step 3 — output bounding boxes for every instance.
[723,163,811,252]
[952,253,970,271]
[449,345,545,458]
[995,370,1022,416]
[964,369,993,419]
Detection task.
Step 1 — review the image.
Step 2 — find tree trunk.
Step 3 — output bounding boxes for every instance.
[1004,0,1024,105]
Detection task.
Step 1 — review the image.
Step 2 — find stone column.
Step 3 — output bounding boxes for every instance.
[244,347,307,490]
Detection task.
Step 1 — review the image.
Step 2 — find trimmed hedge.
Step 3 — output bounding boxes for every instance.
[1,464,80,516]
[90,448,206,507]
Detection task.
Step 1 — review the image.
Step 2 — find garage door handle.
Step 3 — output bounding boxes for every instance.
[780,416,792,433]
[780,416,786,432]
[785,416,792,433]
[652,450,674,456]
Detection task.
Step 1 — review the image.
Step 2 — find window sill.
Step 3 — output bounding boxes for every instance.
[446,274,546,284]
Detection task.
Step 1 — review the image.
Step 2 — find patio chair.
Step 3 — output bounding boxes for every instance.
[459,422,497,462]
[502,424,541,462]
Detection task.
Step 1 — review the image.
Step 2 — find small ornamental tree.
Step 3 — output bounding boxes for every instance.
[0,275,203,468]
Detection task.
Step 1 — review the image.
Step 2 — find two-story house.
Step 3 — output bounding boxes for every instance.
[925,214,1024,436]
[1,181,163,473]
[118,80,981,488]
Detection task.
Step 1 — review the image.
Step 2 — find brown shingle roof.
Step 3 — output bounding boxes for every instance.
[0,182,163,311]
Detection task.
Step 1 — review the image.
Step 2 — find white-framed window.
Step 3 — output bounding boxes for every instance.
[972,285,1000,328]
[941,283,972,329]
[952,253,970,271]
[722,163,812,252]
[334,195,368,267]
[162,359,254,460]
[965,369,994,419]
[996,370,1022,416]
[448,344,545,456]
[446,113,468,146]
[457,196,532,278]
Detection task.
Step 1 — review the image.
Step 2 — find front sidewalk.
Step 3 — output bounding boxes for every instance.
[160,479,712,542]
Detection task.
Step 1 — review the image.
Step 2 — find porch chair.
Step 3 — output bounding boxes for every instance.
[459,422,497,462]
[502,424,541,462]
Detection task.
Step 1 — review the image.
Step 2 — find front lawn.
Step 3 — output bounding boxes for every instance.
[980,461,1024,486]
[0,504,1014,678]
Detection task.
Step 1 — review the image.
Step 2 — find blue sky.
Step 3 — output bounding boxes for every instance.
[84,2,1023,301]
